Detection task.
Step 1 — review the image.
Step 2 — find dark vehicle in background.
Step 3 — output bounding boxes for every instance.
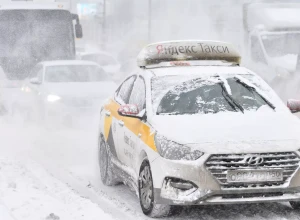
[0,0,83,80]
[242,2,300,101]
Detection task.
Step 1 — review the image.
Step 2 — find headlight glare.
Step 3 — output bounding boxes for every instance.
[154,134,203,161]
[47,94,61,102]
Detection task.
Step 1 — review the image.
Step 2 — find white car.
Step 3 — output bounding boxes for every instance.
[79,51,121,78]
[21,60,116,121]
[98,40,300,217]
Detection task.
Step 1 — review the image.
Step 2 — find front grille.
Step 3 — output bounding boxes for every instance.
[205,152,300,189]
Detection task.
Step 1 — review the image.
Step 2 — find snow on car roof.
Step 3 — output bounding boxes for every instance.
[150,65,251,77]
[41,60,100,67]
[137,40,241,68]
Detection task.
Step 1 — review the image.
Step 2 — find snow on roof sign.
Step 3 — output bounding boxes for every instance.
[137,40,241,68]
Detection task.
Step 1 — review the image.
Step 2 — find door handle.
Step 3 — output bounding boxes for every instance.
[118,120,124,127]
[105,111,111,117]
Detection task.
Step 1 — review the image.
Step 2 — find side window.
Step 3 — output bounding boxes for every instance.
[128,76,146,111]
[250,36,267,64]
[116,75,136,104]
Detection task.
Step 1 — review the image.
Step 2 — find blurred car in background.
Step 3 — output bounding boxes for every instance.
[0,98,6,116]
[19,60,117,123]
[0,66,7,115]
[0,66,23,116]
[78,51,121,82]
[0,83,7,116]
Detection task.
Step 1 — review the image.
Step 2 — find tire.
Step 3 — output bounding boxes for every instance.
[139,159,176,218]
[290,201,300,209]
[98,136,118,186]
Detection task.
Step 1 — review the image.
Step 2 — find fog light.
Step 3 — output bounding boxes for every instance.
[170,181,194,190]
[167,177,196,190]
[160,177,199,203]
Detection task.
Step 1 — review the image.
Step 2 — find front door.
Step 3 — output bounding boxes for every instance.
[121,76,146,172]
[109,75,137,166]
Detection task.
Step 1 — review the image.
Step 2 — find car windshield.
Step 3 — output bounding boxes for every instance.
[153,76,273,115]
[262,33,300,58]
[45,65,109,82]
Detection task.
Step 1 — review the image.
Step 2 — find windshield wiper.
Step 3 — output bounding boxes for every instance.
[157,111,181,115]
[218,81,244,113]
[234,77,276,110]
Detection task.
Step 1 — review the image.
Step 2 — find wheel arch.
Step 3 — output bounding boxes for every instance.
[138,150,148,173]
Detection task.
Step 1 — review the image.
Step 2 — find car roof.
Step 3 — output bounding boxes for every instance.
[40,60,101,67]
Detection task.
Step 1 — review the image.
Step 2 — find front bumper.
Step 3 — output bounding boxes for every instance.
[154,186,300,205]
[150,152,300,205]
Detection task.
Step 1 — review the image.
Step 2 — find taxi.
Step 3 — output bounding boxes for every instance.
[98,40,300,217]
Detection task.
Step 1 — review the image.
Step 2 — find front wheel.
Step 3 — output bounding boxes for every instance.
[98,137,118,186]
[139,159,176,218]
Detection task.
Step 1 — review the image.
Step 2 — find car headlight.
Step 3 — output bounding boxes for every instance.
[154,134,204,161]
[21,86,31,92]
[47,94,61,102]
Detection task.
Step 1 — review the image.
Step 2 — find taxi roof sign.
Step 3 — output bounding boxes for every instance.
[137,40,241,68]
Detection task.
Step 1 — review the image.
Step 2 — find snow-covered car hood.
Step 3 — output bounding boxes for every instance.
[44,82,117,99]
[150,111,300,154]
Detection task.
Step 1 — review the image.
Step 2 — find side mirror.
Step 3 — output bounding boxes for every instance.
[75,24,83,38]
[72,14,83,38]
[118,104,141,118]
[287,99,300,113]
[30,77,41,85]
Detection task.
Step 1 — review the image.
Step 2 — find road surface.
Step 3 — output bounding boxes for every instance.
[1,116,300,220]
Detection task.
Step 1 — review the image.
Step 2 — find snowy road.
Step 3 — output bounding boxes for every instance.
[1,116,300,220]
